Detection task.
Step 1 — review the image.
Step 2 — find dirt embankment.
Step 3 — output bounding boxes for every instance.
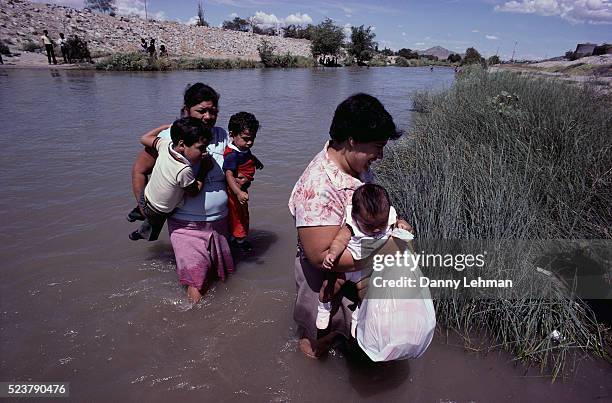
[0,0,312,67]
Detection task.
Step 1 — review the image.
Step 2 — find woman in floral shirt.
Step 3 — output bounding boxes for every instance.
[289,93,409,358]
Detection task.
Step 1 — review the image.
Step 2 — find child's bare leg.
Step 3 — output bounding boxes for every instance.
[187,286,202,304]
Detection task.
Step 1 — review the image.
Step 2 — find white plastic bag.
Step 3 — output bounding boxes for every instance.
[356,236,436,362]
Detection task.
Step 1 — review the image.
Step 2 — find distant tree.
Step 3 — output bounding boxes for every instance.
[487,55,501,65]
[421,54,438,61]
[310,18,344,57]
[564,50,577,61]
[257,38,275,66]
[447,53,461,63]
[84,0,116,14]
[196,1,209,27]
[462,47,482,65]
[283,24,314,40]
[348,25,377,62]
[253,26,275,36]
[380,47,394,56]
[397,48,419,59]
[394,56,410,67]
[222,17,249,32]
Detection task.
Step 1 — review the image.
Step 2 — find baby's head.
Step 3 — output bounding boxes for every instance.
[170,117,212,165]
[228,112,259,152]
[351,184,391,236]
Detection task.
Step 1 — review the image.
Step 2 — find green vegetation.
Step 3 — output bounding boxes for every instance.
[222,16,250,32]
[375,66,611,377]
[0,40,10,55]
[95,51,312,71]
[488,55,501,65]
[310,18,345,57]
[257,39,314,68]
[84,0,116,14]
[21,40,43,52]
[463,46,484,65]
[348,25,377,63]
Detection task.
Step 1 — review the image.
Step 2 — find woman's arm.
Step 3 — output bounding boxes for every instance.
[131,148,156,203]
[323,226,352,269]
[298,226,357,272]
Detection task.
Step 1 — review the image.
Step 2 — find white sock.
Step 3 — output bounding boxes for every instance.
[351,306,360,338]
[316,301,332,330]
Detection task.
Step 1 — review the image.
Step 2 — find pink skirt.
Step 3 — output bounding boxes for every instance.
[167,217,234,289]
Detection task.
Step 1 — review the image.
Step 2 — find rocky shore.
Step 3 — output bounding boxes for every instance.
[0,0,312,65]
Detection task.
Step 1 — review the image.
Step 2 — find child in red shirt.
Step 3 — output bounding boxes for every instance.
[223,112,263,251]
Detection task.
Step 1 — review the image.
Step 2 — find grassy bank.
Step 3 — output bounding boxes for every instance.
[95,52,314,71]
[375,66,611,377]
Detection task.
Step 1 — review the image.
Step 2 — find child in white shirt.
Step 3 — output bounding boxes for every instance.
[129,117,212,241]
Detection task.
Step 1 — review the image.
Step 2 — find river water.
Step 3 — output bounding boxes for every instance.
[0,66,609,401]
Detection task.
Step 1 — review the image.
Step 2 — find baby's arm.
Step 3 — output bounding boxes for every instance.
[140,124,172,148]
[322,225,353,270]
[183,155,213,196]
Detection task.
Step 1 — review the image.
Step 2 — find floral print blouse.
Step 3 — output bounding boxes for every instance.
[289,142,372,227]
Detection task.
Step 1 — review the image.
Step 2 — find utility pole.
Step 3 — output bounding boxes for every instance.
[511,41,518,62]
[144,0,148,20]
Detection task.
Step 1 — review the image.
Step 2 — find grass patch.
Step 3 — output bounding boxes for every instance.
[96,52,314,71]
[375,66,611,378]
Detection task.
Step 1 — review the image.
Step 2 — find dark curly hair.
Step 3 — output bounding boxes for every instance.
[329,93,402,143]
[228,111,260,136]
[170,117,212,147]
[183,83,220,109]
[351,184,391,221]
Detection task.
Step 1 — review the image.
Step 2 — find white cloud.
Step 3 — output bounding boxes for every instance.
[486,34,500,39]
[186,15,200,25]
[251,11,313,27]
[229,12,239,18]
[44,0,167,19]
[343,23,352,38]
[415,42,425,46]
[253,11,280,26]
[495,0,612,24]
[370,25,376,31]
[402,32,406,36]
[284,13,313,25]
[472,29,480,32]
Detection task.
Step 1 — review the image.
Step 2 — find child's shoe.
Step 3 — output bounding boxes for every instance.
[316,301,332,330]
[129,230,145,241]
[126,206,145,222]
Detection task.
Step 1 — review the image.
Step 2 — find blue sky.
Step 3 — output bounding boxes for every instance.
[43,0,611,60]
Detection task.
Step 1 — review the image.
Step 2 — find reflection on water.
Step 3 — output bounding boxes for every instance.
[1,67,608,401]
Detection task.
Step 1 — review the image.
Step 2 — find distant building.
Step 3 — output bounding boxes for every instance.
[594,43,612,55]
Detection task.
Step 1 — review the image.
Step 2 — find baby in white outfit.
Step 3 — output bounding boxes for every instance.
[318,184,413,337]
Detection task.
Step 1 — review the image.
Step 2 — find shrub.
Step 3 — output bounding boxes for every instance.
[22,40,43,52]
[0,40,10,55]
[257,38,275,67]
[65,36,92,62]
[374,66,611,377]
[395,56,410,67]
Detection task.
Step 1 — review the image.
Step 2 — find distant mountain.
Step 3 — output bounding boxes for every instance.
[417,46,458,60]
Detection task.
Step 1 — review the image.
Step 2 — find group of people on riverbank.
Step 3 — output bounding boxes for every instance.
[129,82,415,358]
[140,38,168,58]
[39,29,92,65]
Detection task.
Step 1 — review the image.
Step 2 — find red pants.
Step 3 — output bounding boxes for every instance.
[227,188,249,239]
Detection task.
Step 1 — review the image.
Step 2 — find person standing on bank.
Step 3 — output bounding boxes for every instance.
[58,33,69,63]
[288,93,411,358]
[40,30,57,65]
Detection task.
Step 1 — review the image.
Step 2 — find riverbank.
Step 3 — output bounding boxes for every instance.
[490,54,612,92]
[0,0,311,60]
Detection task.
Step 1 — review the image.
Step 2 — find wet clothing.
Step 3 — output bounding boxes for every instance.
[223,144,258,239]
[289,141,372,342]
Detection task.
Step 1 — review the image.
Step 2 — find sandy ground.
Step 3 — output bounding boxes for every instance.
[0,49,95,69]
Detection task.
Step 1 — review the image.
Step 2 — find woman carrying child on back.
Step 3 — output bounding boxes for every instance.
[129,117,212,241]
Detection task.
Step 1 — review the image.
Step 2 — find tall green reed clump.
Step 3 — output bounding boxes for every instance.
[375,66,611,378]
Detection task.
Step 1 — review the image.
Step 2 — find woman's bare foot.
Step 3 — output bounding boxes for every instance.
[187,286,202,304]
[298,338,317,359]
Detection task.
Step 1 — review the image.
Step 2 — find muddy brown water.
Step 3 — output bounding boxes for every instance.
[0,67,609,401]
